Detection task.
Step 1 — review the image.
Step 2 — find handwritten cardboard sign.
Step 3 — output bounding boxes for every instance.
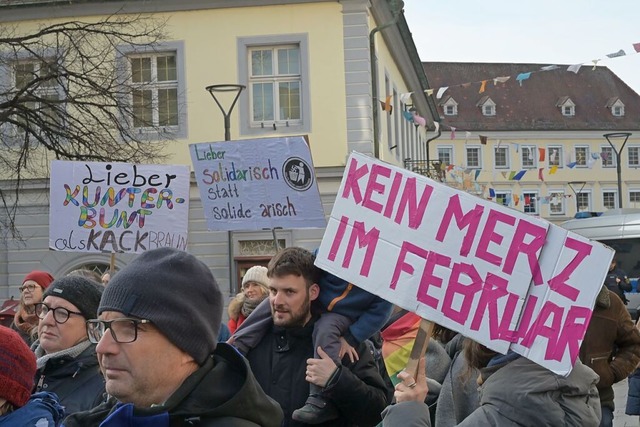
[49,161,190,254]
[190,136,326,231]
[315,152,614,375]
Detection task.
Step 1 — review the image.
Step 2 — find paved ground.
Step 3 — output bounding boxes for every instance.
[614,380,638,427]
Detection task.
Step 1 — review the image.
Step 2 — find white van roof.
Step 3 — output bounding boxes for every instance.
[560,209,640,240]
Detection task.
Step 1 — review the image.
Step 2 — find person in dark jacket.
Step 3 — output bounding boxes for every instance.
[63,247,283,427]
[242,246,391,426]
[0,325,65,427]
[580,286,640,427]
[32,276,105,415]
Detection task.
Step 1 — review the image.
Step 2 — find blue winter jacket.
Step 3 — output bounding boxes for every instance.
[626,367,640,415]
[0,392,65,427]
[316,270,393,346]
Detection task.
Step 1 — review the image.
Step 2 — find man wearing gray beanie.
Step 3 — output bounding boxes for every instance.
[63,247,283,427]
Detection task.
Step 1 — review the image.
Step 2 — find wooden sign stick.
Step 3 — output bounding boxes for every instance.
[109,252,116,275]
[404,319,434,380]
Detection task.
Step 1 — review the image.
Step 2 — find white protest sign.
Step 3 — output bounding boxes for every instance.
[315,152,613,375]
[190,136,326,231]
[49,160,190,254]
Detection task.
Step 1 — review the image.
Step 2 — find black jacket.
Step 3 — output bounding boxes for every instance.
[34,343,105,415]
[62,343,284,427]
[245,316,391,427]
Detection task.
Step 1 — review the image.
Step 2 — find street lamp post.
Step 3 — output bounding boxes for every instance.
[568,181,586,213]
[205,84,245,141]
[603,132,632,209]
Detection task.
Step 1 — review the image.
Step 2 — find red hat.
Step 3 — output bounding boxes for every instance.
[0,325,37,408]
[22,270,55,290]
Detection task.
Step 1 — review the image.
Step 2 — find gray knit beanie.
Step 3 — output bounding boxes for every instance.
[98,247,222,365]
[43,276,103,320]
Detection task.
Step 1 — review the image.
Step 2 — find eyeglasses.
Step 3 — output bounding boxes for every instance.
[86,318,152,344]
[34,303,83,324]
[19,283,39,293]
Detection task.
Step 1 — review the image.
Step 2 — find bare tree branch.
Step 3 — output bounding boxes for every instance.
[0,13,174,239]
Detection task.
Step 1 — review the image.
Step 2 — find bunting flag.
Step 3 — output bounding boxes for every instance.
[567,161,577,168]
[601,152,609,161]
[412,112,426,127]
[402,110,414,122]
[516,72,531,86]
[479,135,487,145]
[513,194,520,206]
[424,89,434,96]
[513,170,527,181]
[479,80,487,93]
[606,49,626,58]
[508,171,516,180]
[434,121,440,133]
[512,143,520,153]
[465,131,472,139]
[635,43,640,53]
[436,87,448,99]
[474,169,481,180]
[399,92,413,104]
[538,148,546,161]
[591,59,600,70]
[538,167,544,182]
[493,76,510,85]
[450,127,456,140]
[489,188,496,198]
[501,172,507,179]
[540,65,559,71]
[587,158,596,169]
[550,165,559,175]
[380,95,393,114]
[567,64,582,74]
[380,311,422,385]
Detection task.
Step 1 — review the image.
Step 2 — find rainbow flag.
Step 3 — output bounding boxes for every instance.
[381,311,421,385]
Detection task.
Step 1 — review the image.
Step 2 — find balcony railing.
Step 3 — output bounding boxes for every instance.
[404,159,446,182]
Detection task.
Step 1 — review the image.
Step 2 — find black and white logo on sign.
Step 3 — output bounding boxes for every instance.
[283,157,313,191]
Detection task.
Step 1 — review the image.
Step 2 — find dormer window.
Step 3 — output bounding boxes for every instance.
[556,96,575,117]
[441,96,458,116]
[476,96,496,116]
[606,98,625,117]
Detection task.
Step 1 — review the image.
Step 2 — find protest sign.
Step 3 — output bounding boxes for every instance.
[190,136,326,231]
[49,160,190,254]
[315,152,614,375]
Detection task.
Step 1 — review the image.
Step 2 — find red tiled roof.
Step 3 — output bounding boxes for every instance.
[422,62,640,131]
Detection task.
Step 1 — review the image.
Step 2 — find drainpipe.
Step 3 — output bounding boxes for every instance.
[425,124,442,170]
[370,0,404,159]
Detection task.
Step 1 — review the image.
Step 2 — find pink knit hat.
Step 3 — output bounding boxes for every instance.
[0,325,36,408]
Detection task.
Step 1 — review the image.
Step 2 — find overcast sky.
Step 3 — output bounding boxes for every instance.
[403,0,640,94]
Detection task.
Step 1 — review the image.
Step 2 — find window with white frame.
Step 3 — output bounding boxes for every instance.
[547,146,563,167]
[249,45,301,125]
[611,100,625,117]
[629,146,639,167]
[562,105,574,116]
[558,98,575,117]
[495,190,511,207]
[443,97,458,116]
[11,59,62,133]
[128,53,178,129]
[574,146,589,167]
[549,192,565,215]
[437,146,453,166]
[523,191,539,215]
[521,145,537,169]
[238,35,309,136]
[466,146,481,168]
[576,191,591,212]
[494,146,509,169]
[601,146,615,167]
[483,104,495,116]
[602,190,618,210]
[630,190,640,208]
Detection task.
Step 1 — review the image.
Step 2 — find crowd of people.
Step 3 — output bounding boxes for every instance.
[1,247,640,427]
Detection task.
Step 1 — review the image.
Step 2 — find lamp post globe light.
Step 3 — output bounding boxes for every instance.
[603,132,632,209]
[205,84,245,141]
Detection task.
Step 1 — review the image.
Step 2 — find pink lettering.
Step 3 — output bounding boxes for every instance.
[435,195,484,256]
[328,216,349,262]
[441,262,482,325]
[390,241,428,291]
[341,157,369,204]
[383,172,403,219]
[362,164,391,214]
[394,177,433,229]
[416,252,451,309]
[470,273,509,338]
[547,237,593,301]
[475,209,516,267]
[503,220,547,285]
[343,220,380,277]
[551,306,592,363]
[519,301,563,354]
